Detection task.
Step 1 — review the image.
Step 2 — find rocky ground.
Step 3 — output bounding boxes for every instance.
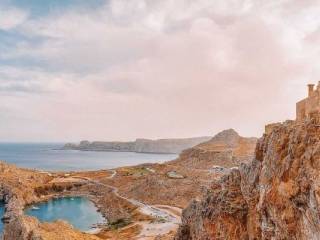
[175,118,320,240]
[0,129,256,240]
[107,129,257,208]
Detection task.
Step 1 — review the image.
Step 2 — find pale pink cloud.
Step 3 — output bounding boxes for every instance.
[1,0,320,141]
[0,5,28,30]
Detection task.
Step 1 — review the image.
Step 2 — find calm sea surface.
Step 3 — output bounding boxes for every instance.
[0,143,178,171]
[25,197,105,231]
[0,144,177,234]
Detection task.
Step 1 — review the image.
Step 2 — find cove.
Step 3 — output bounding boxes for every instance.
[0,202,4,233]
[25,197,105,231]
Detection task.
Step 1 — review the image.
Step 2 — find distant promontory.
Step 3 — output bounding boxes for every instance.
[62,136,212,154]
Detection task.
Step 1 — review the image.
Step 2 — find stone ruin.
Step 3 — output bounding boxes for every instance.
[296,82,320,122]
[264,82,320,134]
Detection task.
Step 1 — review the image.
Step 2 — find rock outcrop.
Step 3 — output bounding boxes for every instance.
[172,129,257,169]
[63,136,211,154]
[4,216,101,240]
[175,119,320,239]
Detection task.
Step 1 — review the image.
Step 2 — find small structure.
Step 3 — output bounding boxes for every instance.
[166,171,184,179]
[296,82,320,121]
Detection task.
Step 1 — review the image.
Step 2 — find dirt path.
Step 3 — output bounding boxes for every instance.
[92,170,182,239]
[107,169,117,179]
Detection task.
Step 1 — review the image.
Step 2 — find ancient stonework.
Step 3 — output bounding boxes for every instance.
[296,82,320,121]
[175,118,320,240]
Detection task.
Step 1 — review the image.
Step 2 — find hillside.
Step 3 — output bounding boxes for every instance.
[171,129,257,169]
[109,129,257,210]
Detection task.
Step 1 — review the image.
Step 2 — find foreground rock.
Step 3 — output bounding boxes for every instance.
[63,136,211,154]
[5,217,101,240]
[175,119,320,239]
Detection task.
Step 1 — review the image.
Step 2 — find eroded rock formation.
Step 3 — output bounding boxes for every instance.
[175,119,320,240]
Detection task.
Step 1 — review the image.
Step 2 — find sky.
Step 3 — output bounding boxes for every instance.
[1,0,320,142]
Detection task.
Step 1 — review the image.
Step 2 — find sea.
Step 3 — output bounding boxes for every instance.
[25,196,105,231]
[0,143,178,171]
[0,143,178,233]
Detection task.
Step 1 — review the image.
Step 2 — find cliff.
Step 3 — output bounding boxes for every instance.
[175,119,320,239]
[63,136,211,154]
[172,129,257,169]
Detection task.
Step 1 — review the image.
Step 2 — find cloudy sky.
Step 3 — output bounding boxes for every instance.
[1,0,320,142]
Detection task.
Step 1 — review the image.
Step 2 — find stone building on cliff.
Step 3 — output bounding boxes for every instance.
[265,83,320,134]
[296,82,320,121]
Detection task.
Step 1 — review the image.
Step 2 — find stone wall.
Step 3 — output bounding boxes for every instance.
[296,83,320,122]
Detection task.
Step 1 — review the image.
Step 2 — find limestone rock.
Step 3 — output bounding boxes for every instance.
[175,119,320,239]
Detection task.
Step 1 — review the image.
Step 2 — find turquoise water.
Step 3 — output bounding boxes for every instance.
[0,202,4,233]
[0,143,177,171]
[25,197,105,231]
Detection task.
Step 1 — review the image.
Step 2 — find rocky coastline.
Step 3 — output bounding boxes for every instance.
[62,136,211,154]
[0,163,181,240]
[4,118,319,239]
[0,129,257,239]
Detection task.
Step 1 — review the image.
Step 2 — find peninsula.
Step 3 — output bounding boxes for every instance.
[62,137,211,154]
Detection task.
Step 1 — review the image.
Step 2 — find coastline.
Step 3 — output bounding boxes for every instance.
[0,163,183,239]
[59,148,180,155]
[0,129,256,239]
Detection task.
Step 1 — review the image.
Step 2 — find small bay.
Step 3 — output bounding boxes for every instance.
[25,197,105,231]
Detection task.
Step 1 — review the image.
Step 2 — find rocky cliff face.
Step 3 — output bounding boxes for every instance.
[175,119,320,240]
[63,136,211,154]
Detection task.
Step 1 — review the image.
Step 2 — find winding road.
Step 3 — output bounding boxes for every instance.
[92,169,182,239]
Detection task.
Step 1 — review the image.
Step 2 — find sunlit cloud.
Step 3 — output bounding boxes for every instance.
[0,5,28,30]
[0,0,319,141]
